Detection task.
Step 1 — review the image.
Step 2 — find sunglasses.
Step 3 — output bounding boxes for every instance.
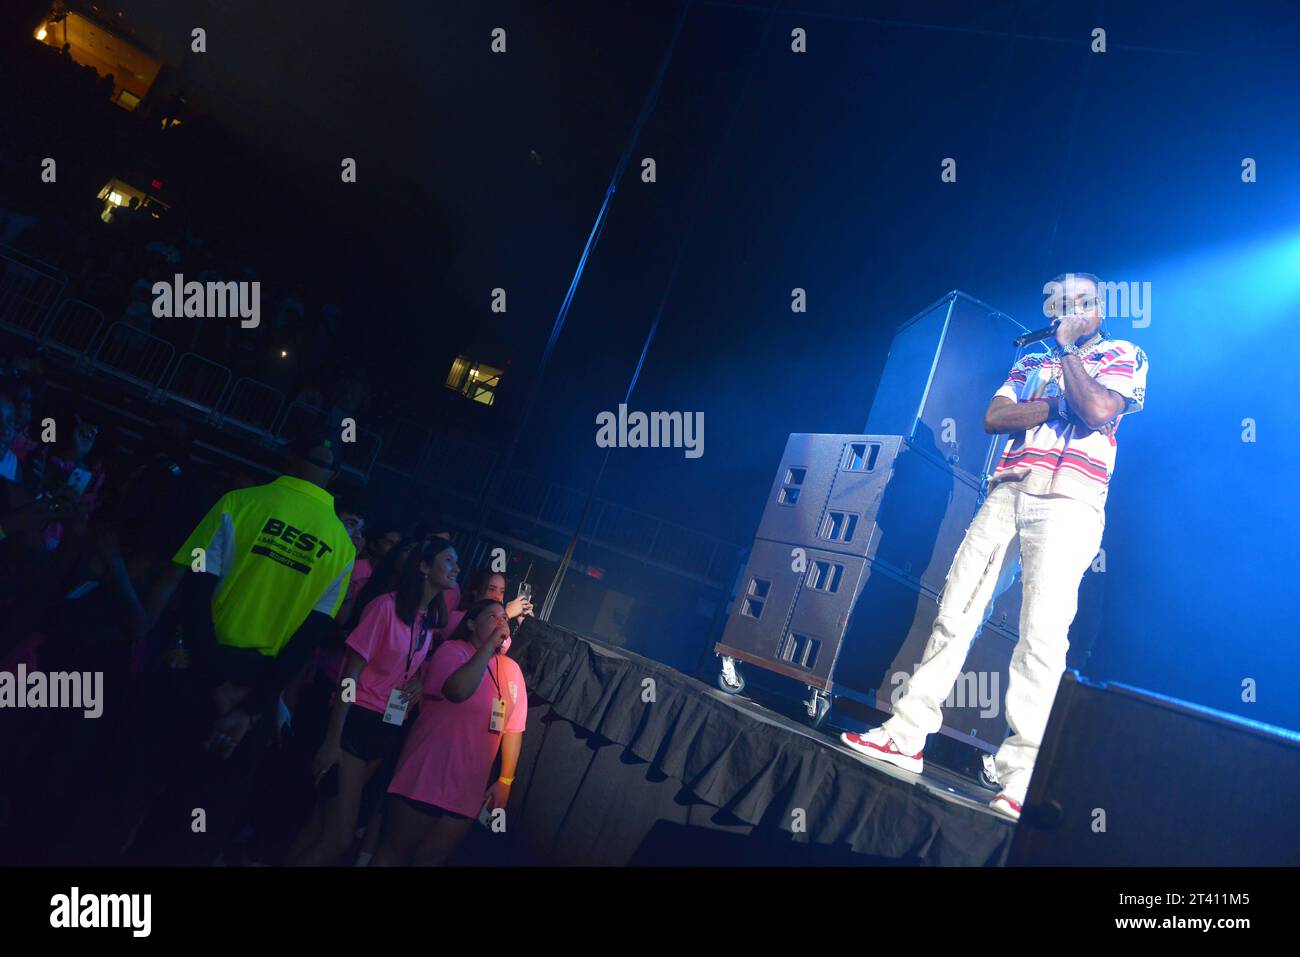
[1044,297,1098,318]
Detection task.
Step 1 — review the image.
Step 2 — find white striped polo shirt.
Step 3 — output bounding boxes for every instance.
[990,335,1148,511]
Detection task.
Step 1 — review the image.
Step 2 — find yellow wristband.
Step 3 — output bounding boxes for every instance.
[498,776,514,786]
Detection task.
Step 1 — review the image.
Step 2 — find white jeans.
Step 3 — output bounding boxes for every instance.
[883,482,1104,802]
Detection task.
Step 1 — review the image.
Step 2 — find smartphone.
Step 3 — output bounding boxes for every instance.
[65,468,93,496]
[517,581,532,603]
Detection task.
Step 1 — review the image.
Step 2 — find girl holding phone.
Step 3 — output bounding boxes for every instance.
[373,599,527,866]
[459,567,535,634]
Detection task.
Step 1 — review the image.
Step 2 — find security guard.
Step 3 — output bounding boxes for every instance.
[120,434,354,864]
[173,432,355,756]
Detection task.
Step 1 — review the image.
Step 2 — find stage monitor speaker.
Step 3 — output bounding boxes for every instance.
[1008,672,1300,865]
[865,291,1032,486]
[718,542,1017,748]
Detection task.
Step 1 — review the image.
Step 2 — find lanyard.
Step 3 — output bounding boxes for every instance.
[405,612,428,681]
[485,656,501,699]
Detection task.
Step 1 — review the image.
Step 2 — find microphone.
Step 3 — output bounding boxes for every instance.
[1013,319,1060,347]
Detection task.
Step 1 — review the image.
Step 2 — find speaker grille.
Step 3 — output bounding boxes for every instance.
[780,632,821,669]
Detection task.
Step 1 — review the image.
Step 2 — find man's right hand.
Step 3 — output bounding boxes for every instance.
[1054,314,1090,349]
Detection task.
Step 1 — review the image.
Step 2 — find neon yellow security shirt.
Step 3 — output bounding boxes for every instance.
[172,475,355,657]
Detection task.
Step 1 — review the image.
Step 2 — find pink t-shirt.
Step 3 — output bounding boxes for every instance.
[430,606,465,664]
[346,557,373,602]
[388,640,528,816]
[328,587,460,694]
[345,593,433,714]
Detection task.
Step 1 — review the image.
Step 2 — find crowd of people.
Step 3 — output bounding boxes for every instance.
[0,363,536,865]
[1,23,543,866]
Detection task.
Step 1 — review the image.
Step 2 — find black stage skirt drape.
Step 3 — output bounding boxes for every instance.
[461,620,1012,866]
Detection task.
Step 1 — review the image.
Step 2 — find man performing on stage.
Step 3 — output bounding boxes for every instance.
[841,272,1149,821]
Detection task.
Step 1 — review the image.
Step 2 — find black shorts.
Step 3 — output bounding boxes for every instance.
[396,794,470,821]
[339,704,406,763]
[318,706,408,812]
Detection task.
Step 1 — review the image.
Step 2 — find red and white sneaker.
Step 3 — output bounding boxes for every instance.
[989,793,1023,821]
[840,727,924,774]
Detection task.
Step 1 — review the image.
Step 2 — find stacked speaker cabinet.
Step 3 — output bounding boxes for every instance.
[865,290,1032,485]
[716,292,1034,751]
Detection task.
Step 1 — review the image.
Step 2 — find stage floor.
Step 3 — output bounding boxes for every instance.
[699,677,1006,814]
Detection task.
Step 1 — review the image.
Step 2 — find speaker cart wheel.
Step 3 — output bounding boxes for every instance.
[979,752,1000,790]
[717,656,745,695]
[803,688,831,729]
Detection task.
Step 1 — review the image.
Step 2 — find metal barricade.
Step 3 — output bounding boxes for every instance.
[92,321,175,392]
[0,237,746,587]
[219,377,285,436]
[492,468,554,520]
[162,353,233,415]
[534,480,587,529]
[42,298,105,358]
[484,466,740,586]
[0,243,68,341]
[275,400,330,441]
[647,521,725,582]
[425,434,499,498]
[591,500,658,555]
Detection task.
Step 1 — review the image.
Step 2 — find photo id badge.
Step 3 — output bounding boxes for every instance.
[383,688,410,726]
[490,697,506,733]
